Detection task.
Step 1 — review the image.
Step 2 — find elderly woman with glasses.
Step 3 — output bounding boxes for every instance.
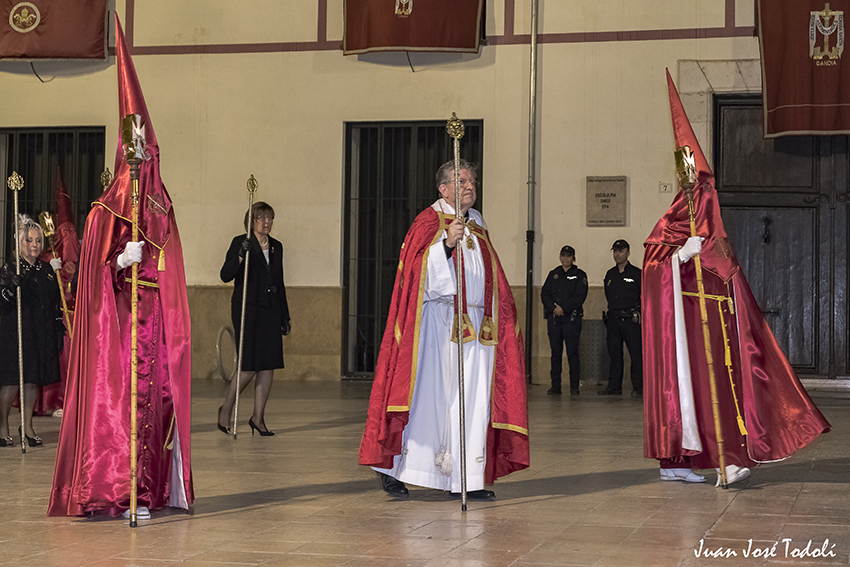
[218,201,291,436]
[0,215,65,447]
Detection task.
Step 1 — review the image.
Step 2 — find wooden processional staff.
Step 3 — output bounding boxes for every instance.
[232,175,259,439]
[674,146,728,488]
[38,212,73,339]
[122,113,145,526]
[7,171,27,454]
[446,113,469,511]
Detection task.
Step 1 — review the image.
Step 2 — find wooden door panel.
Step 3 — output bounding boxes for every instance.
[722,208,817,370]
[717,105,815,191]
[715,96,849,380]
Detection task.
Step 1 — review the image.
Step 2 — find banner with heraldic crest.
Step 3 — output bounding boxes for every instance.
[759,1,850,137]
[0,0,108,59]
[343,0,484,55]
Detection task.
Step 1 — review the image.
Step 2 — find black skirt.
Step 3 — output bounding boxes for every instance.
[231,302,284,372]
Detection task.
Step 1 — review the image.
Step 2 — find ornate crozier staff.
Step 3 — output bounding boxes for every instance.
[674,146,728,488]
[232,175,258,439]
[7,172,27,454]
[38,212,73,339]
[446,113,469,511]
[122,113,146,526]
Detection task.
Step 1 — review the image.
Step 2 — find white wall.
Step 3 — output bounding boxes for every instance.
[0,0,760,288]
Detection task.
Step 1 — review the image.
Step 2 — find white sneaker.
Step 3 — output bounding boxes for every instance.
[122,506,151,520]
[660,468,706,483]
[715,464,751,487]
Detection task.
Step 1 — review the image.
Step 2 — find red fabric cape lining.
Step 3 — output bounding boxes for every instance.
[47,204,193,516]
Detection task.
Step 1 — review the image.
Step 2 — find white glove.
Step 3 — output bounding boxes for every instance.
[117,241,145,270]
[677,236,704,263]
[49,258,62,271]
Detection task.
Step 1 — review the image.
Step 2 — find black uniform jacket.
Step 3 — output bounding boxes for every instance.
[604,261,642,311]
[541,264,588,320]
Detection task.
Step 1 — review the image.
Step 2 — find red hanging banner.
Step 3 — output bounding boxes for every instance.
[343,0,484,55]
[758,1,850,137]
[0,0,108,59]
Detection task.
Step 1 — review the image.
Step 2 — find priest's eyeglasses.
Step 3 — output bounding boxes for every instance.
[448,178,478,188]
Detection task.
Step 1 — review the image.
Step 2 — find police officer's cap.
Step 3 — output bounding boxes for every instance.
[611,239,630,251]
[559,245,575,257]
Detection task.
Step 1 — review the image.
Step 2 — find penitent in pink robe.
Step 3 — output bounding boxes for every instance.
[47,15,193,517]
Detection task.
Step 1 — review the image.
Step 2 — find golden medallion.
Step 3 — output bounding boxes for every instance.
[10,3,40,34]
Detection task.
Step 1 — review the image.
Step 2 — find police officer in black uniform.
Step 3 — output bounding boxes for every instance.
[541,245,588,395]
[599,239,642,397]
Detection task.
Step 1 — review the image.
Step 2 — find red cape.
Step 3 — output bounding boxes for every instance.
[643,75,830,464]
[359,206,529,483]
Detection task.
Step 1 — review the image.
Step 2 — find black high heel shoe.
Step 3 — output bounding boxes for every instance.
[0,437,13,447]
[248,417,274,436]
[217,406,230,435]
[18,426,42,447]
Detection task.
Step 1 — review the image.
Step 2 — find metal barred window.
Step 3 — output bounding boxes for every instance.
[0,127,106,263]
[342,120,483,377]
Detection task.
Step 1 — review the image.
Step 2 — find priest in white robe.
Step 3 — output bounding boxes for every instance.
[359,160,529,500]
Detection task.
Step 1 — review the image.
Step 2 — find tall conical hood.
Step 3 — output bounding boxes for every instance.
[645,70,738,283]
[666,69,712,181]
[54,167,80,267]
[97,14,171,248]
[114,15,157,167]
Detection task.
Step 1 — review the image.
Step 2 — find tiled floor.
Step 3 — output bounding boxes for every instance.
[0,380,848,566]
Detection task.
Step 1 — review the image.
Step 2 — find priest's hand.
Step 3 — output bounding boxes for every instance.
[281,319,291,336]
[677,236,704,264]
[50,258,62,271]
[117,241,145,270]
[445,219,465,248]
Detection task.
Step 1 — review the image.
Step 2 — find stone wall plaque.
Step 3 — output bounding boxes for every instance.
[586,176,627,227]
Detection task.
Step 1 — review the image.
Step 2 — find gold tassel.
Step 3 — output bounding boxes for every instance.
[737,415,748,436]
[158,246,165,271]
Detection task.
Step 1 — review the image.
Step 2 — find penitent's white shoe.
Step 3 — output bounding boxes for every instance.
[715,464,751,487]
[122,506,151,520]
[660,468,706,483]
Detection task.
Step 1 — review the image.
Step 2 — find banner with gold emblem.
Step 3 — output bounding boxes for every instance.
[0,0,108,59]
[343,0,484,55]
[758,1,850,137]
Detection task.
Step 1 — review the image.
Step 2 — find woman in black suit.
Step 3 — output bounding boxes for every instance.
[218,202,290,436]
[0,215,64,447]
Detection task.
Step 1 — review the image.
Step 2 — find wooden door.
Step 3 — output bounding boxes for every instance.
[714,96,850,380]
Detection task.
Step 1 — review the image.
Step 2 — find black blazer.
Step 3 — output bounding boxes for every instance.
[221,233,290,325]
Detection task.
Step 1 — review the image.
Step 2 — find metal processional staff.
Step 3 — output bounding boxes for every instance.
[446,113,469,511]
[7,172,27,454]
[232,175,258,439]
